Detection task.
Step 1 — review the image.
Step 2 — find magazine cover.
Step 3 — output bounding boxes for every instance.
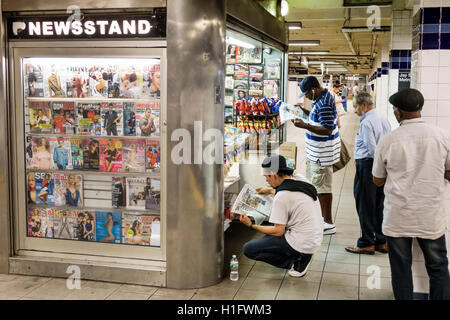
[26,172,37,204]
[27,207,43,237]
[52,102,76,134]
[146,178,160,212]
[249,82,263,98]
[224,95,234,107]
[108,71,121,98]
[142,63,161,99]
[99,139,122,172]
[112,177,127,208]
[50,137,73,170]
[123,102,136,136]
[53,209,77,240]
[74,210,96,241]
[122,213,160,246]
[225,76,234,90]
[41,208,54,238]
[234,80,248,91]
[44,64,67,98]
[25,136,34,168]
[88,68,109,98]
[231,184,273,225]
[53,173,66,206]
[119,71,143,99]
[101,102,123,136]
[64,174,83,207]
[77,103,101,135]
[234,64,249,77]
[35,171,55,205]
[263,80,280,99]
[226,44,238,64]
[29,136,52,170]
[264,60,281,79]
[122,139,145,172]
[125,177,148,210]
[150,218,161,247]
[96,211,121,243]
[29,101,52,134]
[145,140,160,173]
[225,64,235,75]
[24,63,44,97]
[234,89,248,100]
[66,66,88,98]
[249,65,264,80]
[70,138,84,170]
[81,138,99,170]
[135,103,160,137]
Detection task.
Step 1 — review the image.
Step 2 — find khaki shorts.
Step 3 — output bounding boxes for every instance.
[306,160,333,194]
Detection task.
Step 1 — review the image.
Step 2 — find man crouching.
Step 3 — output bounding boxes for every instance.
[239,155,323,277]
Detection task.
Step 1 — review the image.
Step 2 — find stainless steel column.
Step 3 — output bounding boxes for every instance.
[166,0,226,288]
[0,2,12,273]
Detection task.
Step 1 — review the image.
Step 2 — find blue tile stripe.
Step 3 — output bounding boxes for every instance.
[389,50,412,69]
[415,6,450,50]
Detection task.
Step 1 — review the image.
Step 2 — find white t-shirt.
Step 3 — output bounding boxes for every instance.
[372,118,450,239]
[269,175,323,254]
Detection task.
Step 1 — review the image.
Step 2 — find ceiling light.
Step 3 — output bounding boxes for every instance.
[289,40,320,46]
[288,51,330,55]
[281,0,289,16]
[308,61,340,65]
[226,36,255,49]
[286,21,303,30]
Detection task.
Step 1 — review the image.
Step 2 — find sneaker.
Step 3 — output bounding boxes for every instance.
[323,221,336,235]
[288,254,313,278]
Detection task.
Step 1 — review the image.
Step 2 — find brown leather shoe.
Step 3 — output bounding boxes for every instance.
[345,245,375,255]
[375,243,388,253]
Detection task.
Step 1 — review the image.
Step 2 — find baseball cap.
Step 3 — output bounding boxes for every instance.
[261,155,294,176]
[389,88,424,112]
[298,76,320,98]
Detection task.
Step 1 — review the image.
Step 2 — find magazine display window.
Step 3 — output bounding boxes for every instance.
[11,47,166,262]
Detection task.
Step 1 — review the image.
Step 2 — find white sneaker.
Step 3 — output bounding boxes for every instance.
[323,221,336,235]
[288,256,312,278]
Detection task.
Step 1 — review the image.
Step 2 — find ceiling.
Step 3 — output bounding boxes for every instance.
[285,0,401,76]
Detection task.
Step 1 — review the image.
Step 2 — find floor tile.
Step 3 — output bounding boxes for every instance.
[360,275,393,291]
[326,252,360,264]
[191,287,238,300]
[152,288,198,300]
[276,281,320,300]
[0,276,52,298]
[360,254,391,267]
[63,287,119,300]
[318,284,359,300]
[234,289,277,300]
[23,278,74,300]
[118,284,159,295]
[210,277,245,289]
[359,288,394,300]
[308,259,325,272]
[238,255,256,266]
[321,272,359,287]
[106,291,151,300]
[284,270,323,283]
[239,277,282,293]
[0,274,19,282]
[247,265,286,280]
[360,264,392,279]
[324,262,360,275]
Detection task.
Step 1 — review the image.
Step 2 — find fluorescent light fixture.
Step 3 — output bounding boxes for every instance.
[289,40,320,46]
[308,61,340,65]
[288,51,329,55]
[286,21,302,30]
[281,0,289,16]
[226,36,255,49]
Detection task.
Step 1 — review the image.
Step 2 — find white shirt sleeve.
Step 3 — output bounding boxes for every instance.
[445,131,450,171]
[372,138,387,178]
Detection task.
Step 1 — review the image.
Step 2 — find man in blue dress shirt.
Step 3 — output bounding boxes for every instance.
[345,92,391,255]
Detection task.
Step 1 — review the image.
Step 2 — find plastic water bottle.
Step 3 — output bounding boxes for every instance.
[230,255,239,281]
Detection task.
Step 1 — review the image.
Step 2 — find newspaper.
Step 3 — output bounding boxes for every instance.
[231,184,273,225]
[279,102,308,124]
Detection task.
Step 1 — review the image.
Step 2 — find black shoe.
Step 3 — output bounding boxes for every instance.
[288,254,313,278]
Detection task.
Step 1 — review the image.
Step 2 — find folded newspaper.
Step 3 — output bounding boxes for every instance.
[231,184,273,225]
[278,102,308,124]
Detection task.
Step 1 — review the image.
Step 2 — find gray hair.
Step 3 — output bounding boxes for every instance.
[354,92,374,106]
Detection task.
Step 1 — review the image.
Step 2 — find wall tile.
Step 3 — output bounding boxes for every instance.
[438,67,450,83]
[436,116,450,131]
[419,50,440,66]
[442,8,450,24]
[438,84,450,100]
[421,99,438,116]
[419,83,439,99]
[440,51,450,66]
[420,66,439,83]
[421,116,437,125]
[437,100,450,117]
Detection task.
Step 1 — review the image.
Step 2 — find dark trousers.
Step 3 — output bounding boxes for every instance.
[353,159,385,247]
[243,235,311,269]
[386,235,450,300]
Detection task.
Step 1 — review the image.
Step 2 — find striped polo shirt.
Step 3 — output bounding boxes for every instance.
[305,89,341,166]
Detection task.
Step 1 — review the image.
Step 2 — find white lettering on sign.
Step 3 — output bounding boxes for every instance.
[96,20,109,35]
[108,20,122,35]
[84,21,96,35]
[123,20,136,34]
[28,22,41,35]
[71,20,83,35]
[138,20,152,34]
[54,21,71,35]
[42,21,53,35]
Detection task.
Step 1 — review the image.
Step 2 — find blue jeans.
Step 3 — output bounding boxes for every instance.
[243,235,309,269]
[386,235,450,300]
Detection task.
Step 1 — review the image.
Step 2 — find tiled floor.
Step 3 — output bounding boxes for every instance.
[0,101,394,300]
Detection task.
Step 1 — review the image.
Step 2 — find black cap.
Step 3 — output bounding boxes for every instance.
[298,76,320,98]
[389,88,424,112]
[261,155,294,175]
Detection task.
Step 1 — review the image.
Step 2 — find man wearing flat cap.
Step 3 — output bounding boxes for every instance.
[372,88,450,300]
[239,155,323,278]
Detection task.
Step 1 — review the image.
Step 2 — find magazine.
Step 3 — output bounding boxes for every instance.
[53,173,83,207]
[96,211,122,243]
[81,138,99,170]
[53,173,67,206]
[35,171,55,205]
[99,139,122,172]
[53,209,77,240]
[142,62,161,99]
[279,142,298,170]
[41,208,54,238]
[101,102,123,136]
[278,102,308,124]
[29,136,52,170]
[225,64,235,75]
[29,101,52,134]
[123,102,137,136]
[75,210,96,241]
[24,63,44,97]
[65,66,89,98]
[77,103,101,135]
[27,207,43,237]
[150,219,161,247]
[231,184,273,225]
[122,212,160,246]
[44,64,67,98]
[145,140,160,172]
[50,137,72,170]
[135,103,160,137]
[122,139,145,172]
[126,177,152,210]
[52,102,76,135]
[119,71,143,99]
[70,138,84,170]
[88,68,109,98]
[234,80,248,91]
[225,76,234,90]
[249,65,264,80]
[265,60,281,79]
[263,80,279,99]
[112,177,127,208]
[25,136,34,168]
[108,71,121,99]
[146,178,160,212]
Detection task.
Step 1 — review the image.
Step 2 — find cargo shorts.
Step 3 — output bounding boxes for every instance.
[306,160,333,194]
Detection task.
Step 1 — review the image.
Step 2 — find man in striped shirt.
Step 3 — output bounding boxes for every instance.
[294,76,341,235]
